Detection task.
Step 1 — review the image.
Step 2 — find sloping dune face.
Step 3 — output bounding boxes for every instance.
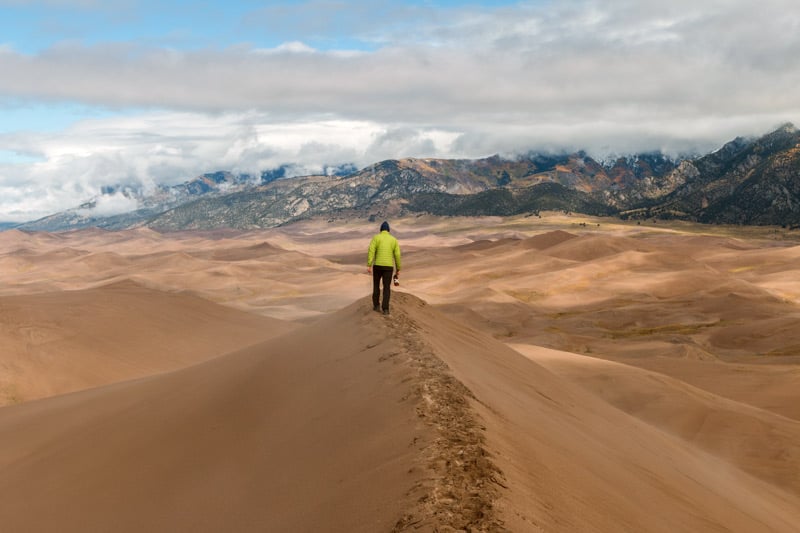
[0,297,432,532]
[403,297,800,532]
[0,280,291,405]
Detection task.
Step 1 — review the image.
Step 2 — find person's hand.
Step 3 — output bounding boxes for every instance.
[367,266,372,274]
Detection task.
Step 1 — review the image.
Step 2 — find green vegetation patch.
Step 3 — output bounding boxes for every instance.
[603,321,720,339]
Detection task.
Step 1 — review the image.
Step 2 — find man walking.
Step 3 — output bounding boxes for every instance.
[367,220,402,315]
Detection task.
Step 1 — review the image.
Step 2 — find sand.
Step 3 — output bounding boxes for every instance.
[1,213,799,531]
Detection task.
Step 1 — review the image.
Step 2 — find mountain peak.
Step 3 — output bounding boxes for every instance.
[755,122,800,152]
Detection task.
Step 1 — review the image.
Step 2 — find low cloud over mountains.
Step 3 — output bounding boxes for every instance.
[14,124,800,231]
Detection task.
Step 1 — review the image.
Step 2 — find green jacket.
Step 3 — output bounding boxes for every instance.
[367,231,401,269]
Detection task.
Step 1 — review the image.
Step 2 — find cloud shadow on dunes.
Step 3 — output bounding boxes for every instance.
[518,229,580,251]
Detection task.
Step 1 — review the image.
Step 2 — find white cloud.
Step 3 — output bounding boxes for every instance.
[269,41,317,54]
[0,112,465,221]
[77,190,139,217]
[1,1,797,125]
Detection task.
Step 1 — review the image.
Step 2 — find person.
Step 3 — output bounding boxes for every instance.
[367,220,401,315]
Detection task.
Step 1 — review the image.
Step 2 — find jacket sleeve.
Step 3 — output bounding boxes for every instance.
[367,236,377,266]
[393,239,402,270]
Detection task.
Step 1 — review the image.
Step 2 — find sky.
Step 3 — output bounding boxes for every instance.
[1,0,800,223]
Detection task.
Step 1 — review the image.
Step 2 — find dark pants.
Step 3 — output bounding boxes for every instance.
[372,265,394,311]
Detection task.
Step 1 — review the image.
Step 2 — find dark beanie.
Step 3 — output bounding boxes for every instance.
[380,221,390,232]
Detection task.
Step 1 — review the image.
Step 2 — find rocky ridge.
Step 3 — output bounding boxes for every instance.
[11,124,800,231]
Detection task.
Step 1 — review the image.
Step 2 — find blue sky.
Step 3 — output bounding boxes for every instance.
[0,0,523,133]
[1,0,525,53]
[1,0,799,222]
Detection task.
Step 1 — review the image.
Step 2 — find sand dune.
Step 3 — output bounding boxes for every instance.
[539,233,652,262]
[511,344,800,496]
[4,292,797,531]
[0,280,291,405]
[618,356,800,421]
[205,241,286,261]
[2,213,800,531]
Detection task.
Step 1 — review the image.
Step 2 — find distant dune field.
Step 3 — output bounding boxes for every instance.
[1,213,799,531]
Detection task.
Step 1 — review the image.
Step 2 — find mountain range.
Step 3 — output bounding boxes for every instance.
[12,123,800,232]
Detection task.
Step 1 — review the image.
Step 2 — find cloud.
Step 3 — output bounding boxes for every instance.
[0,1,797,125]
[0,112,464,221]
[0,4,796,114]
[270,41,317,54]
[366,127,458,162]
[2,0,800,221]
[241,1,429,48]
[77,189,139,217]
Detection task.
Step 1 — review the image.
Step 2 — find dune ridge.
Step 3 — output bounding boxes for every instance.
[0,293,512,532]
[0,297,423,531]
[407,300,800,532]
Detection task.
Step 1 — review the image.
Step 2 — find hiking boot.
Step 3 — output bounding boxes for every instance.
[382,309,390,315]
[373,305,380,312]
